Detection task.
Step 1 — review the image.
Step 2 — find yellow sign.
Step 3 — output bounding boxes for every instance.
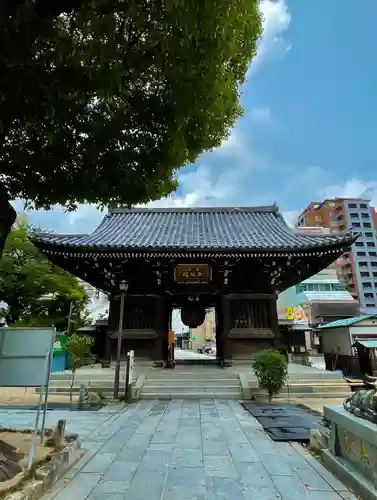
[168,329,175,344]
[286,307,294,320]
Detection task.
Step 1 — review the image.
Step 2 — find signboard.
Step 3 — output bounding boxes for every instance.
[174,264,211,284]
[0,327,55,469]
[168,329,175,344]
[0,327,55,387]
[128,350,134,385]
[286,307,294,320]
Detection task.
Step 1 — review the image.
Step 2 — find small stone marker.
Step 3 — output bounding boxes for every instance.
[50,419,66,448]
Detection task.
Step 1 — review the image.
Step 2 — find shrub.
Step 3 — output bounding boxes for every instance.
[64,334,94,402]
[252,348,288,402]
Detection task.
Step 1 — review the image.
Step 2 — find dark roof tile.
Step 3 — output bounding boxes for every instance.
[35,206,355,252]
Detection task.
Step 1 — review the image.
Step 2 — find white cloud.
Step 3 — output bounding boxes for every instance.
[248,0,291,76]
[322,178,377,207]
[251,106,272,123]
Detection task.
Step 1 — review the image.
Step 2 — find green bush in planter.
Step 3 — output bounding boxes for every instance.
[252,348,288,402]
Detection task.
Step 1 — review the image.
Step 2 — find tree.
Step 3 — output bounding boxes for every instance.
[252,348,288,402]
[0,0,262,254]
[0,221,89,327]
[64,333,94,402]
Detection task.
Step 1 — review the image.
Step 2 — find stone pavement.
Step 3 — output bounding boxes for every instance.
[40,400,356,500]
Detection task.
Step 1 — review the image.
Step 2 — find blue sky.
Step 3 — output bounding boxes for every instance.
[16,0,376,328]
[19,0,377,234]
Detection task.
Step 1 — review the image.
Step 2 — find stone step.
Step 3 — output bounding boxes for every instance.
[36,386,120,394]
[140,391,242,400]
[271,392,352,400]
[143,383,241,390]
[142,385,241,394]
[143,378,239,385]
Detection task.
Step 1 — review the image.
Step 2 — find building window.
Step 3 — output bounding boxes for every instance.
[361,212,370,219]
[355,242,364,247]
[365,232,373,237]
[364,293,374,300]
[363,282,372,288]
[357,251,366,256]
[372,262,377,268]
[295,282,345,293]
[369,252,377,257]
[332,283,345,291]
[359,262,368,267]
[366,304,375,307]
[348,204,357,208]
[352,222,361,228]
[373,272,377,277]
[360,203,368,209]
[361,272,370,277]
[350,212,359,218]
[367,242,376,247]
[314,216,322,222]
[363,222,372,228]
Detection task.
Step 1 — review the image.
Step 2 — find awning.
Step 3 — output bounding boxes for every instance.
[353,340,377,348]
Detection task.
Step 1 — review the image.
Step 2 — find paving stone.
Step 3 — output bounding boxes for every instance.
[127,469,168,500]
[80,453,118,474]
[138,450,171,470]
[117,446,146,462]
[261,454,296,476]
[236,462,276,489]
[52,472,102,500]
[228,442,260,463]
[171,448,203,467]
[204,455,238,478]
[33,399,355,500]
[101,460,139,482]
[241,486,282,499]
[87,494,124,500]
[271,474,314,500]
[91,480,131,494]
[165,466,206,493]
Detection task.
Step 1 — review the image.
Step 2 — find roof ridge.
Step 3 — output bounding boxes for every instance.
[108,205,279,215]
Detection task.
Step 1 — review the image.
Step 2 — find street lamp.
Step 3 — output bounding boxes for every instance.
[113,280,128,399]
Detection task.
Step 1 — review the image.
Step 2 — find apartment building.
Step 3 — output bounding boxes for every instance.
[296,198,377,313]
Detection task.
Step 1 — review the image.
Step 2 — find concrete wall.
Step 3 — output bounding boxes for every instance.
[321,326,352,355]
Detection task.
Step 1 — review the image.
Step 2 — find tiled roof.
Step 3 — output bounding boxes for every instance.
[318,314,377,329]
[35,206,356,252]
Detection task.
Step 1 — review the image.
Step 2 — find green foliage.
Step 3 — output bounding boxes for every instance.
[64,333,94,402]
[0,1,262,211]
[0,220,89,327]
[252,348,288,402]
[65,333,94,370]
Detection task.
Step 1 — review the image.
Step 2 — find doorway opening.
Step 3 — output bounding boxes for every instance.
[172,307,218,363]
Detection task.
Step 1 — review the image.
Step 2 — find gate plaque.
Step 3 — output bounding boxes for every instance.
[174,264,211,284]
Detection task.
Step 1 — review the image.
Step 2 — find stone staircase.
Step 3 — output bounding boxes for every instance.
[36,367,128,399]
[244,369,352,400]
[140,367,242,400]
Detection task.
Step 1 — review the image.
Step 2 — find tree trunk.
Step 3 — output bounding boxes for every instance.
[0,182,17,259]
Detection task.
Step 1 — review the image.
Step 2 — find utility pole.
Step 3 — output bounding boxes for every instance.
[67,301,73,335]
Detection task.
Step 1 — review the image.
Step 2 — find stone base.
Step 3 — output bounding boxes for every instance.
[322,449,377,500]
[322,404,377,500]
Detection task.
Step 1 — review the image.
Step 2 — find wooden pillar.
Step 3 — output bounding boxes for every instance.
[153,296,169,364]
[269,297,284,350]
[222,296,232,365]
[216,295,232,367]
